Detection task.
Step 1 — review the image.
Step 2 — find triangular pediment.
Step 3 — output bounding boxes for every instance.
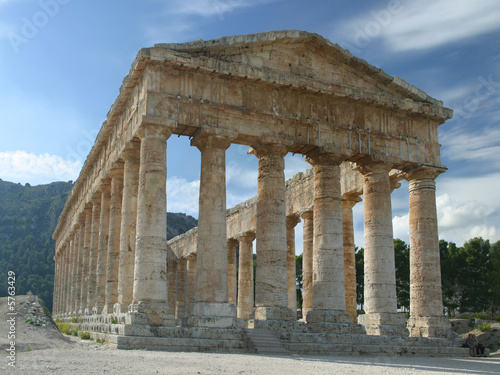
[152,30,444,108]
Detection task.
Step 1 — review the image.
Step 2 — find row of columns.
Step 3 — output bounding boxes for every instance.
[53,122,448,337]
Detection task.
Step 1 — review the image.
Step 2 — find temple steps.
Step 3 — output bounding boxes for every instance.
[245,328,289,355]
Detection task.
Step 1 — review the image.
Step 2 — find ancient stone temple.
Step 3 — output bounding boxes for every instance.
[52,30,466,355]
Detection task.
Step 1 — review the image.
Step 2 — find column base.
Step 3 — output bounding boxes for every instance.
[407,316,455,339]
[358,313,409,337]
[306,309,352,324]
[306,310,366,334]
[254,306,296,321]
[129,301,175,327]
[102,304,115,315]
[92,305,104,315]
[84,308,94,315]
[113,302,131,314]
[183,302,241,328]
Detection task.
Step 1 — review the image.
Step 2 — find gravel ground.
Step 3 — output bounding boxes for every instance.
[2,296,499,374]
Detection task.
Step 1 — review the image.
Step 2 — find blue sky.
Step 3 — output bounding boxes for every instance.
[0,0,499,249]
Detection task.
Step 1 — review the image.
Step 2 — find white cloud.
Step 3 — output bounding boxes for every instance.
[166,176,200,216]
[441,125,500,166]
[335,0,500,52]
[0,151,80,185]
[168,0,277,18]
[392,213,410,243]
[285,154,310,180]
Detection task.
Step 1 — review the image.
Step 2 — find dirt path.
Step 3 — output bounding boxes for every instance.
[2,296,499,374]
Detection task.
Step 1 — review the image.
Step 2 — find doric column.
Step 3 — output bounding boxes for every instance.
[185,254,197,317]
[342,194,362,323]
[356,159,407,336]
[305,150,351,324]
[131,124,173,326]
[75,217,85,315]
[104,163,124,314]
[115,142,140,313]
[167,261,177,316]
[300,211,313,320]
[70,225,81,315]
[237,232,255,320]
[53,253,60,316]
[286,216,300,318]
[175,258,186,322]
[405,166,451,338]
[250,143,294,321]
[187,128,237,327]
[86,193,101,314]
[62,241,70,315]
[227,240,238,305]
[94,181,111,314]
[64,240,72,315]
[79,205,92,314]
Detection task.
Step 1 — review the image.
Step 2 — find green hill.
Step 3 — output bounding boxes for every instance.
[0,178,197,312]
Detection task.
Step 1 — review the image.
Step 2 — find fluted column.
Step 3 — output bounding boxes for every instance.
[63,241,71,315]
[250,143,294,321]
[53,254,60,315]
[86,193,101,314]
[405,166,451,337]
[94,181,111,314]
[237,233,255,320]
[300,211,313,320]
[356,159,407,336]
[167,261,177,316]
[286,216,300,318]
[185,254,197,317]
[79,205,92,314]
[131,124,173,326]
[75,218,86,314]
[70,226,81,315]
[104,163,124,314]
[188,128,237,326]
[116,142,140,313]
[305,150,351,324]
[342,195,361,323]
[175,258,186,322]
[227,240,238,305]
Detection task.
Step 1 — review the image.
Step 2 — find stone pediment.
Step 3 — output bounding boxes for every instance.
[150,30,449,115]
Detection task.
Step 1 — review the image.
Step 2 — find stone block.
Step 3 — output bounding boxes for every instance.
[254,306,296,321]
[191,302,236,317]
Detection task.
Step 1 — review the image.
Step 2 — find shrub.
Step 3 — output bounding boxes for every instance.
[70,316,77,323]
[80,332,91,340]
[495,316,500,322]
[474,313,490,320]
[57,322,71,335]
[478,322,492,332]
[110,316,118,324]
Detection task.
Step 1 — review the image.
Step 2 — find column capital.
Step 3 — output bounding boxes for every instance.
[108,161,125,179]
[121,141,141,161]
[305,147,348,166]
[137,123,172,140]
[404,165,446,182]
[100,177,112,190]
[84,203,93,214]
[235,231,256,242]
[227,238,239,247]
[300,209,314,220]
[191,127,237,151]
[354,158,393,176]
[286,215,301,228]
[90,191,101,205]
[341,194,362,208]
[248,142,288,159]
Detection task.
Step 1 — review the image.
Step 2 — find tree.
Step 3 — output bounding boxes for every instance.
[355,247,364,311]
[394,239,410,311]
[440,240,461,317]
[456,238,491,313]
[488,240,500,317]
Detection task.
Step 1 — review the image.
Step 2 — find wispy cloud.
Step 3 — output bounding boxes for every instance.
[335,0,500,53]
[167,176,200,216]
[0,151,80,185]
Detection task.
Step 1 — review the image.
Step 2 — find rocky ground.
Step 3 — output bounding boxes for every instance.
[2,296,499,375]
